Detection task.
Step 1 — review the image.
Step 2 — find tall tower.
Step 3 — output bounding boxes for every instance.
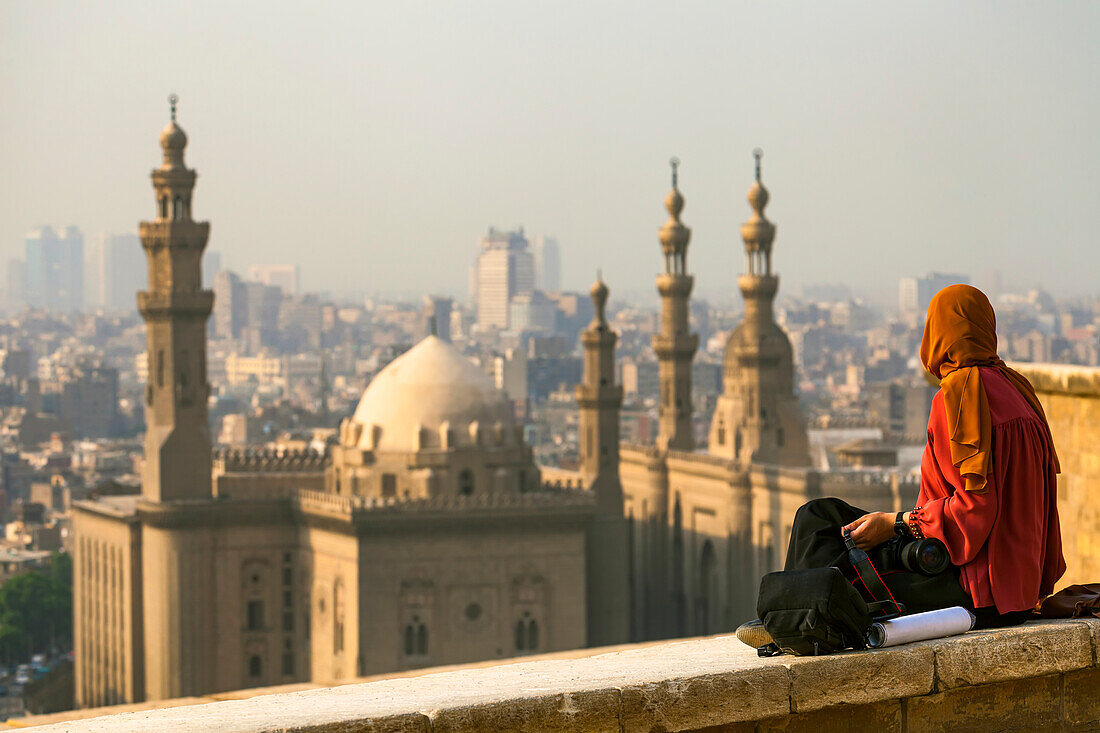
[576,274,629,647]
[138,95,215,502]
[709,150,809,466]
[576,274,623,512]
[653,159,699,451]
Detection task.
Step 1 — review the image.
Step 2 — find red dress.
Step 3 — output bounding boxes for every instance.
[911,367,1065,613]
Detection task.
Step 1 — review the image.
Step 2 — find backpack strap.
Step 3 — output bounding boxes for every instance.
[843,530,906,618]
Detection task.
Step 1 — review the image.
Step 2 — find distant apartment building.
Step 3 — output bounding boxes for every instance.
[248,264,300,296]
[213,270,246,340]
[898,272,970,316]
[58,365,120,440]
[422,295,453,341]
[475,228,535,330]
[509,291,557,334]
[24,226,84,311]
[90,233,143,312]
[531,235,562,292]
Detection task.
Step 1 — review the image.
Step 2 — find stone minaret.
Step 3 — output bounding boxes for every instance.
[576,274,630,647]
[653,159,698,452]
[138,94,215,503]
[709,150,810,466]
[576,274,623,512]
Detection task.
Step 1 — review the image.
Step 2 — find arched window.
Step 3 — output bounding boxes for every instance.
[527,619,539,650]
[514,619,526,651]
[416,623,428,655]
[173,196,182,220]
[156,350,165,388]
[698,540,717,634]
[159,196,168,219]
[404,624,415,656]
[248,655,261,678]
[458,470,474,496]
[333,580,344,654]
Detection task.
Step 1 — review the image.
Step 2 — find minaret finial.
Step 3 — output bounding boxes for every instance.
[670,157,680,189]
[597,267,603,283]
[169,93,178,122]
[753,148,763,183]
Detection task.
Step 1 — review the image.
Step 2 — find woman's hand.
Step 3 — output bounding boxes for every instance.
[842,512,895,550]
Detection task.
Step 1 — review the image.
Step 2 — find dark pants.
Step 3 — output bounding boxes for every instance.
[786,498,1029,629]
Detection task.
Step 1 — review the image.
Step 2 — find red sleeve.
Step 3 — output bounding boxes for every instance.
[911,394,998,566]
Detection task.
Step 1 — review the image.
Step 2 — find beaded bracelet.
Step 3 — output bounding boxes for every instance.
[908,508,925,539]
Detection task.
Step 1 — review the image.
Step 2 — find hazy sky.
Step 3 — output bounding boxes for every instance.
[2,2,1098,303]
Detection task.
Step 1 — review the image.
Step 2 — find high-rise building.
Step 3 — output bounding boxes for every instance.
[898,272,970,316]
[422,295,453,341]
[248,264,300,296]
[24,225,84,310]
[212,270,246,340]
[90,233,144,312]
[475,228,534,330]
[532,235,562,292]
[508,290,558,334]
[204,251,222,289]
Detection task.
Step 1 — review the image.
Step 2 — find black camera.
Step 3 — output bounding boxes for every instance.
[872,536,950,576]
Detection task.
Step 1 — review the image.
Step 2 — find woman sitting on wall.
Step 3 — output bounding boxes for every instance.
[764,284,1065,631]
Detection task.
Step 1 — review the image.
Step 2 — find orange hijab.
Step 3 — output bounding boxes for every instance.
[920,284,1059,492]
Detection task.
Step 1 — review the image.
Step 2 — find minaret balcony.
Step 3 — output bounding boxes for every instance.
[738,274,778,300]
[652,333,699,358]
[655,274,694,296]
[138,290,215,319]
[139,220,210,248]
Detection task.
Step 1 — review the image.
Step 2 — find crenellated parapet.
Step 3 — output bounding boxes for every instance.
[213,446,330,474]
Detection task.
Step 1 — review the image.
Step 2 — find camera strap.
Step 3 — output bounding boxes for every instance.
[843,530,906,619]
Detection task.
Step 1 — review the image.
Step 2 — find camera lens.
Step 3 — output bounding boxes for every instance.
[899,538,950,575]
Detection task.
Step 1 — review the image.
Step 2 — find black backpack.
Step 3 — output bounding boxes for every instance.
[756,532,905,656]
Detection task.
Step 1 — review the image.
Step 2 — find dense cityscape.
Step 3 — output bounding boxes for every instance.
[3,3,1099,727]
[0,205,1097,714]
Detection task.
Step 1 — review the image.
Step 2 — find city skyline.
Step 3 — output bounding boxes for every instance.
[3,3,1099,301]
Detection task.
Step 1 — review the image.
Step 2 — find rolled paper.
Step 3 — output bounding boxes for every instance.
[866,606,976,648]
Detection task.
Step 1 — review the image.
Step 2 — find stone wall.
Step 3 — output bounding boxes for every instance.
[1015,363,1100,586]
[26,618,1100,732]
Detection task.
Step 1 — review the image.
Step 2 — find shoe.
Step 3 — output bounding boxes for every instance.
[735,619,773,648]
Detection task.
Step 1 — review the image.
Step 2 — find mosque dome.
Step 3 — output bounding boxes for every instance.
[350,336,516,452]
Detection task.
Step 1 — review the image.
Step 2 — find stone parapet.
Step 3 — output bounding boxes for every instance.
[1011,363,1100,586]
[213,447,330,473]
[27,618,1100,732]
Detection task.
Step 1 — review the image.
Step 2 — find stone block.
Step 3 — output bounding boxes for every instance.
[1065,667,1100,725]
[429,688,621,733]
[783,646,933,713]
[905,674,1063,733]
[1080,616,1100,666]
[293,714,431,732]
[620,665,789,731]
[755,700,901,732]
[933,621,1091,690]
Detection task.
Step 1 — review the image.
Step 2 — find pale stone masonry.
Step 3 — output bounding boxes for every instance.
[1015,363,1100,587]
[26,618,1100,731]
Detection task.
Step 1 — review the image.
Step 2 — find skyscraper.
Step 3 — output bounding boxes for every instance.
[90,233,144,312]
[24,225,84,310]
[248,264,300,296]
[475,228,535,330]
[532,235,562,292]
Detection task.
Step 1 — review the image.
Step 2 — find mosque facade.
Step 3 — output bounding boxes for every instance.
[71,107,909,708]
